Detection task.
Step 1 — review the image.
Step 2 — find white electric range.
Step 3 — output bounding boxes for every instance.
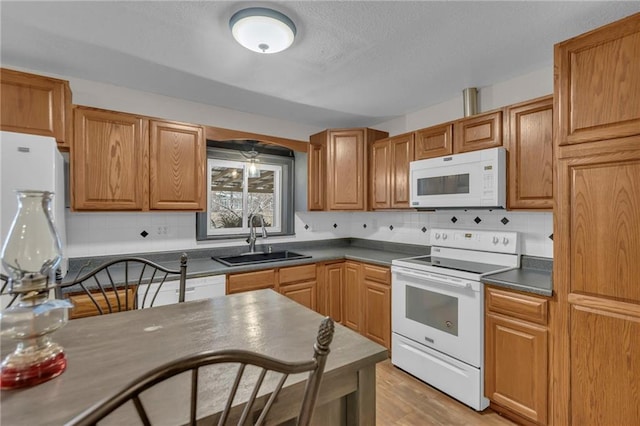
[391,228,519,411]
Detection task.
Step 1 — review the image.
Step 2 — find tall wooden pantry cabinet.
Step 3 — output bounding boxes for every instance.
[551,12,640,425]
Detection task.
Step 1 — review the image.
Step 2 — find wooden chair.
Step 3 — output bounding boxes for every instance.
[66,316,335,426]
[58,253,187,316]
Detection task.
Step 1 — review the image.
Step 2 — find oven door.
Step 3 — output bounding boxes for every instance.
[391,265,483,367]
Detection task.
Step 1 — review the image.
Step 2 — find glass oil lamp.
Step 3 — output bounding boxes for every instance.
[0,190,72,389]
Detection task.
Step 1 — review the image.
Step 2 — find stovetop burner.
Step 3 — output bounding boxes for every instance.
[391,228,521,280]
[407,256,511,275]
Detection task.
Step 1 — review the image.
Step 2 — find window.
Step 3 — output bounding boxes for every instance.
[196,145,295,240]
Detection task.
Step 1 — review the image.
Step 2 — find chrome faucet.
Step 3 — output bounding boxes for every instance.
[247,213,268,253]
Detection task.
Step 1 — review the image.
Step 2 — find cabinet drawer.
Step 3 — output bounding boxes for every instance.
[362,264,390,284]
[68,288,136,319]
[227,269,276,294]
[486,286,548,325]
[279,264,316,285]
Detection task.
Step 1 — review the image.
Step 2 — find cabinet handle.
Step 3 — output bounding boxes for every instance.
[175,287,195,294]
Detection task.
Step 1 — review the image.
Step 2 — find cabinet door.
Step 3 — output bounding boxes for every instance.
[370,139,390,209]
[362,280,391,349]
[343,262,361,331]
[390,133,414,208]
[327,129,366,210]
[307,133,326,211]
[507,96,554,210]
[0,68,71,148]
[324,263,343,323]
[414,123,453,160]
[453,110,503,153]
[280,280,317,311]
[226,269,276,294]
[556,151,640,424]
[149,120,205,210]
[555,15,640,145]
[72,107,146,210]
[485,312,548,425]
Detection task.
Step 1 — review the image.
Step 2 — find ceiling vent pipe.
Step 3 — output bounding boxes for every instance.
[462,87,478,117]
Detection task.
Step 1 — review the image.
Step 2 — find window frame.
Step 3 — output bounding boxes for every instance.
[196,146,295,241]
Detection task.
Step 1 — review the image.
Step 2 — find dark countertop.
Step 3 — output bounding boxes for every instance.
[62,238,429,287]
[481,256,553,297]
[63,238,553,297]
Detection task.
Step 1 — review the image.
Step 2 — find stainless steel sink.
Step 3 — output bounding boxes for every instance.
[213,250,311,267]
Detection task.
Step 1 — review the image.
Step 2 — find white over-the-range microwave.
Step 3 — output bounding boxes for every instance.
[410,147,506,209]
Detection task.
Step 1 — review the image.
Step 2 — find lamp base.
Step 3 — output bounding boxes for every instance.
[0,341,67,389]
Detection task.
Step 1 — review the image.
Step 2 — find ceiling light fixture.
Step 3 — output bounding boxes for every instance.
[229,7,296,54]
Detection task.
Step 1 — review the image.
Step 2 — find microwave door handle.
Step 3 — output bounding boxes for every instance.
[395,268,472,289]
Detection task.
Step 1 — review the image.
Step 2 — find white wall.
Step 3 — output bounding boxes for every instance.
[66,209,553,259]
[62,67,554,259]
[375,66,553,135]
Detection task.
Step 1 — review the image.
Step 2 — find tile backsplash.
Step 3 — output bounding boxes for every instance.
[66,209,553,259]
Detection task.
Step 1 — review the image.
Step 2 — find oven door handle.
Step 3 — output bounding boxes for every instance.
[393,267,474,290]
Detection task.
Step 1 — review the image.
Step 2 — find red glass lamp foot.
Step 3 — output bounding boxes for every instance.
[0,345,67,390]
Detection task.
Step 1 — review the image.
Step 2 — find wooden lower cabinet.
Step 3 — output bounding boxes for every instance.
[485,286,548,425]
[67,288,136,319]
[320,262,344,322]
[226,269,276,294]
[278,264,316,311]
[362,264,391,349]
[343,261,362,331]
[228,260,391,350]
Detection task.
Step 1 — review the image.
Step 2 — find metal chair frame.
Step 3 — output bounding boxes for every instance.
[66,317,335,426]
[0,273,19,308]
[57,253,188,315]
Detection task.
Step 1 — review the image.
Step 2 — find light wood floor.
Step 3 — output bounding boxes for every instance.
[376,360,516,425]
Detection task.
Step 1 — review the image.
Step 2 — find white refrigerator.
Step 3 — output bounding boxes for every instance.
[0,131,68,282]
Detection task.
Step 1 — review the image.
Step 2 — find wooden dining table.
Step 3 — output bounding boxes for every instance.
[1,289,388,425]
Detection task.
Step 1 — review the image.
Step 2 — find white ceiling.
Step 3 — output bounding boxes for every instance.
[1,1,639,129]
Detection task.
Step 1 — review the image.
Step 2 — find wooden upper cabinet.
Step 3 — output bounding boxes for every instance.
[307,133,326,211]
[327,129,366,210]
[0,68,72,150]
[370,132,413,210]
[414,123,453,160]
[555,14,640,145]
[370,139,391,209]
[72,106,205,211]
[311,127,388,211]
[453,110,503,153]
[390,133,414,208]
[507,96,554,210]
[149,120,205,211]
[73,107,146,210]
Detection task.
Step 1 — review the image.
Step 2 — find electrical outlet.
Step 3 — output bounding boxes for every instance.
[155,225,168,236]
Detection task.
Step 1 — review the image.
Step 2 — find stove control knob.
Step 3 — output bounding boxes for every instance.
[442,234,448,240]
[503,237,509,245]
[492,236,499,244]
[435,233,441,240]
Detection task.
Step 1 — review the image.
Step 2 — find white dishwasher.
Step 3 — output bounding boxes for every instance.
[137,274,226,307]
